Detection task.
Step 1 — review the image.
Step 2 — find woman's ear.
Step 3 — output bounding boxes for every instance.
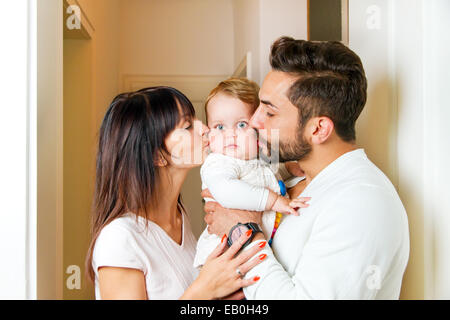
[154,151,168,167]
[309,117,334,145]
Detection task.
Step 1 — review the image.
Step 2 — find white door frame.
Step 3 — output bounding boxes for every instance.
[0,0,64,300]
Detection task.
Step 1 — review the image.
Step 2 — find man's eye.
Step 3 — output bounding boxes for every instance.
[266,112,274,118]
[237,121,248,129]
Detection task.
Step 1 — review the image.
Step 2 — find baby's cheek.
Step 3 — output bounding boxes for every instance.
[239,130,258,145]
[208,132,224,154]
[237,130,258,157]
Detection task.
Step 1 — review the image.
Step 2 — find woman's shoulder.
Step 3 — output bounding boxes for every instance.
[92,214,148,275]
[99,213,142,235]
[95,214,151,251]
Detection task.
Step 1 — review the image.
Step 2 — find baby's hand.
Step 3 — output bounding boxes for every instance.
[271,195,311,216]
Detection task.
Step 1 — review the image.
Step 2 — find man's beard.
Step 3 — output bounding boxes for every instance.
[258,123,312,164]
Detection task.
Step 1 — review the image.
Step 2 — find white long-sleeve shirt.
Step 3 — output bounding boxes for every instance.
[243,149,410,300]
[193,153,293,268]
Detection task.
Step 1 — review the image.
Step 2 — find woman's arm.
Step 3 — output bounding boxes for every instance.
[97,237,265,301]
[98,267,147,300]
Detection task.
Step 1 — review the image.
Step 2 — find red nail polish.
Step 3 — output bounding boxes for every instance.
[221,234,227,243]
[253,276,260,282]
[259,254,267,261]
[258,241,267,249]
[246,229,252,237]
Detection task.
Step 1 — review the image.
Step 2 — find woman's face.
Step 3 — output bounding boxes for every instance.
[165,115,210,169]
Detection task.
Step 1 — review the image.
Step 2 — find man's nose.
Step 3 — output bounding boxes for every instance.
[249,106,265,129]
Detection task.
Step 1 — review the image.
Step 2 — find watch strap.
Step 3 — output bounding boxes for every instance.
[227,222,263,248]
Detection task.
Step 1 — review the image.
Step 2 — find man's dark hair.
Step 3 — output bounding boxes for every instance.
[270,37,367,142]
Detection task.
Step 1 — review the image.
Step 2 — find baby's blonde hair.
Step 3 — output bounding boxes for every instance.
[205,78,260,124]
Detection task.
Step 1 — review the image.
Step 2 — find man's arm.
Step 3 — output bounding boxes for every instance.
[203,199,263,238]
[203,187,408,299]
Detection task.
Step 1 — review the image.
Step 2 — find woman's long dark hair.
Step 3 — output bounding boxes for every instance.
[86,86,196,282]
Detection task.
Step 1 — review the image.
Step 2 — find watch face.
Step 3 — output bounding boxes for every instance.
[230,225,249,243]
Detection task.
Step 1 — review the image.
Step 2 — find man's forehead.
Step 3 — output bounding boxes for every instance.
[260,71,298,99]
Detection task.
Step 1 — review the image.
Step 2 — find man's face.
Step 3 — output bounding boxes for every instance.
[249,71,312,163]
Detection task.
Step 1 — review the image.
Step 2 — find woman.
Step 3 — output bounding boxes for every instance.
[85,86,266,300]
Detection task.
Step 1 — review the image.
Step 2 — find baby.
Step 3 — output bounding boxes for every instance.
[193,78,309,269]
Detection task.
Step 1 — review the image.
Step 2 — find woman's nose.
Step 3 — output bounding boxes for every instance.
[199,121,210,137]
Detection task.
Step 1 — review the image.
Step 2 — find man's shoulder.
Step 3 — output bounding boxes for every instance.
[328,152,398,198]
[315,173,408,239]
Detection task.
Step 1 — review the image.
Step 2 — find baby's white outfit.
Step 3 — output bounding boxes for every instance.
[193,152,291,268]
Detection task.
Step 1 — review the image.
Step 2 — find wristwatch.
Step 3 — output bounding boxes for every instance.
[227,222,263,249]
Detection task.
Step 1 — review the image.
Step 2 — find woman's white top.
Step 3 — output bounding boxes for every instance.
[193,152,294,268]
[92,210,199,300]
[242,149,410,300]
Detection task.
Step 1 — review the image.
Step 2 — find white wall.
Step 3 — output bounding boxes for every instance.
[419,0,450,299]
[233,0,308,85]
[258,0,308,84]
[233,0,261,83]
[349,0,450,299]
[119,0,234,80]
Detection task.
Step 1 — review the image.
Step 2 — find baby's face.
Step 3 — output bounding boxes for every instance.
[207,93,258,160]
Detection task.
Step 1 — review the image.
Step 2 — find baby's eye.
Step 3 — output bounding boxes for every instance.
[215,124,224,130]
[237,121,248,129]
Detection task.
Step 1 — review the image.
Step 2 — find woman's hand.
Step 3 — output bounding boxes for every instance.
[181,231,267,300]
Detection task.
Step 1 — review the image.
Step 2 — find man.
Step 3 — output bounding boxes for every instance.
[202,37,410,299]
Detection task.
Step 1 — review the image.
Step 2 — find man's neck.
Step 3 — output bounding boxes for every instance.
[299,142,358,184]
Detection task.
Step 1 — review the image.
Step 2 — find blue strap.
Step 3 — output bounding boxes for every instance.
[278,180,287,196]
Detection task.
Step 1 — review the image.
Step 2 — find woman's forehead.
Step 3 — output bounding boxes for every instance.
[176,100,195,119]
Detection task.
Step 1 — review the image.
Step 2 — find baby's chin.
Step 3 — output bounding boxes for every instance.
[212,146,258,161]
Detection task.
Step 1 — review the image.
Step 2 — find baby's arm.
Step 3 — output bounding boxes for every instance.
[201,159,270,212]
[202,155,310,214]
